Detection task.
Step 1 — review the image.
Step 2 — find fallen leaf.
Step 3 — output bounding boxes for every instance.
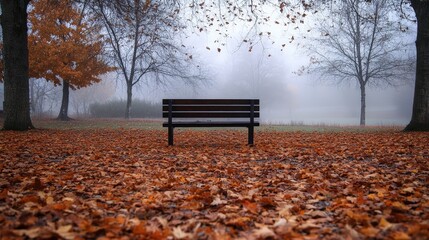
[13,228,42,238]
[55,225,75,240]
[391,201,411,211]
[173,227,193,239]
[253,226,276,239]
[360,226,379,237]
[379,217,392,229]
[391,231,411,240]
[211,195,227,206]
[400,187,414,195]
[226,217,252,228]
[0,189,8,200]
[242,200,259,214]
[133,222,146,235]
[345,225,362,240]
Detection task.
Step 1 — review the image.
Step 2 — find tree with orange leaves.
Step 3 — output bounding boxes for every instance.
[28,0,113,120]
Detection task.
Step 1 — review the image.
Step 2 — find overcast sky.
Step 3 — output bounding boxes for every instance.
[126,23,416,126]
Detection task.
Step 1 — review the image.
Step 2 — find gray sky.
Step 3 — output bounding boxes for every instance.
[126,27,416,126]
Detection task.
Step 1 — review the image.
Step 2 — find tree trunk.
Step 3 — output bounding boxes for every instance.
[360,84,366,126]
[57,81,71,121]
[405,1,429,131]
[125,83,132,119]
[1,0,34,130]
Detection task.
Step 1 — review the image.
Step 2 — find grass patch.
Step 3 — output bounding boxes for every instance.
[0,118,404,132]
[29,118,163,130]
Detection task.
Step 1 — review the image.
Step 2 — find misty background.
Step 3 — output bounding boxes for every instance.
[0,8,416,126]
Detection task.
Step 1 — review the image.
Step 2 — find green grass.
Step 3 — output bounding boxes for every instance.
[21,118,162,130]
[0,118,405,132]
[260,124,404,132]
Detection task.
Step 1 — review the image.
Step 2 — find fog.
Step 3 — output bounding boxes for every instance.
[0,6,416,126]
[126,32,415,126]
[0,35,415,125]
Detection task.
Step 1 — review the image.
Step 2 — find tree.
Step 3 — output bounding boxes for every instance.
[302,0,414,126]
[0,0,34,130]
[405,0,429,131]
[91,0,205,119]
[28,0,113,121]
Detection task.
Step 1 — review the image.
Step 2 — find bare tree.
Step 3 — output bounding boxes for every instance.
[29,78,61,117]
[303,0,414,125]
[91,0,206,119]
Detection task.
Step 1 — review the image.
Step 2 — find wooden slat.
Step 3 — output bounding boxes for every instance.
[163,121,260,127]
[162,105,260,112]
[162,112,260,118]
[162,99,259,105]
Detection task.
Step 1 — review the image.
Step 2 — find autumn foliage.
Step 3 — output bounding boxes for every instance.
[0,128,428,239]
[28,0,111,89]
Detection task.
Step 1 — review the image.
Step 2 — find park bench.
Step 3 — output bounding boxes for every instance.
[162,99,260,145]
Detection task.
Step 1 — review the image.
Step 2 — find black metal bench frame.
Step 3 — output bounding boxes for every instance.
[162,99,260,145]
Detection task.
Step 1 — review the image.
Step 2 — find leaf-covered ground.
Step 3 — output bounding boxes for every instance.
[1,128,428,239]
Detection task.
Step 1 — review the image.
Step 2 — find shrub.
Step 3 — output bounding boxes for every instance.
[90,100,161,118]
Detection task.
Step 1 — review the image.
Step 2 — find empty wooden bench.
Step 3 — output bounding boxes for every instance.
[162,99,260,145]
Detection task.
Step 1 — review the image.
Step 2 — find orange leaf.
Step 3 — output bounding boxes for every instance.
[133,222,146,235]
[226,217,252,228]
[20,195,41,204]
[243,200,259,214]
[391,231,410,240]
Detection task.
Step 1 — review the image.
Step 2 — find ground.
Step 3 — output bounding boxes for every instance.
[0,119,428,239]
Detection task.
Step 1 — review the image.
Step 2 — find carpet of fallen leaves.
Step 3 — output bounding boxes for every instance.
[0,129,428,240]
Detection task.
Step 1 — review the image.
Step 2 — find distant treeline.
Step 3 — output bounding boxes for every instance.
[90,100,162,118]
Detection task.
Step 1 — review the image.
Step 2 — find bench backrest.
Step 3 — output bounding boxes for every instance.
[162,99,260,119]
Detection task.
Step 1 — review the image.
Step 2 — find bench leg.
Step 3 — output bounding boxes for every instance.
[168,127,174,146]
[248,126,254,145]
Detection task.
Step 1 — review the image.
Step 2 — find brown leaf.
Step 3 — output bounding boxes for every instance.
[33,178,44,190]
[0,189,8,200]
[55,225,75,240]
[211,195,227,206]
[173,227,193,239]
[253,226,276,239]
[345,225,362,240]
[391,201,411,211]
[13,228,43,238]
